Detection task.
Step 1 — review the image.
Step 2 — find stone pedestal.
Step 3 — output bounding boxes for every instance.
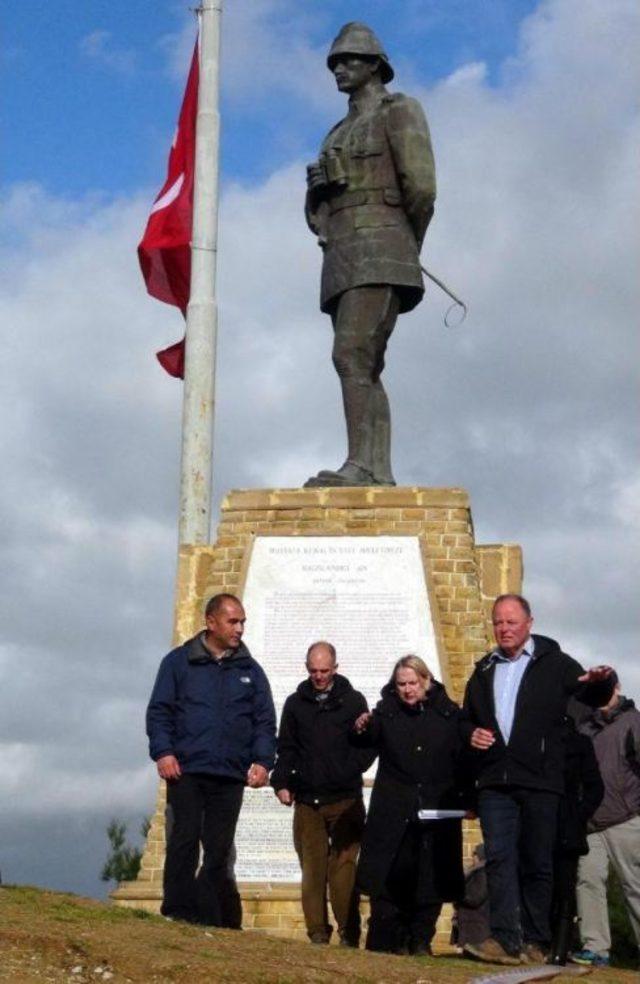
[113,486,522,947]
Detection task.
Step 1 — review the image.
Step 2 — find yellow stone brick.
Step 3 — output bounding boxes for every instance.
[271,490,323,508]
[447,520,470,533]
[224,490,275,510]
[210,558,230,572]
[424,545,447,559]
[449,547,474,560]
[298,508,325,520]
[401,508,427,520]
[416,488,469,508]
[392,521,422,533]
[254,913,282,929]
[447,508,470,520]
[432,560,456,572]
[345,519,377,530]
[371,507,402,520]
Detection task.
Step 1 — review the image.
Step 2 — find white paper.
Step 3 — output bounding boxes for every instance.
[417,809,466,820]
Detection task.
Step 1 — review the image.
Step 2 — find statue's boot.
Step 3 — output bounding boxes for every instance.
[304,460,374,487]
[304,378,376,487]
[370,381,396,486]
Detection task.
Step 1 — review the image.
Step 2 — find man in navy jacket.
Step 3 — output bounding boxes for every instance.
[146,593,276,925]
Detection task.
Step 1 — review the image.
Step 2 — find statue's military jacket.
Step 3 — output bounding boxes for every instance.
[306,90,436,314]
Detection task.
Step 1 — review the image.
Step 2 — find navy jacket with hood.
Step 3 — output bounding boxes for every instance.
[146,634,276,781]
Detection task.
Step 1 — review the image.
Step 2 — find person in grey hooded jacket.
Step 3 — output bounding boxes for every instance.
[573,672,640,968]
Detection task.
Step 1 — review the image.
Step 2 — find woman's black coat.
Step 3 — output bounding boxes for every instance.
[354,681,470,901]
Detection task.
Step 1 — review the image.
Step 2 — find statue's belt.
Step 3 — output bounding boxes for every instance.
[328,187,401,214]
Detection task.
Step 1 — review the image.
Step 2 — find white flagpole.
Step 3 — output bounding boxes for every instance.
[178,2,222,545]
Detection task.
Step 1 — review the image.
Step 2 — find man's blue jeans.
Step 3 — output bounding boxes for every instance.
[478,787,560,955]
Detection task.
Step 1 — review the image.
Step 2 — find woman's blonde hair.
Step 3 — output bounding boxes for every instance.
[391,654,433,687]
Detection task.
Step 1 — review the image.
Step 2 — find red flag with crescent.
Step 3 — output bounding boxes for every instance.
[138,41,198,378]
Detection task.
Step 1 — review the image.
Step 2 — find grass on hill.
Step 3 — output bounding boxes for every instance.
[0,885,635,983]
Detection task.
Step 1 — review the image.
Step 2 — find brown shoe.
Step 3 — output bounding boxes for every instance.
[521,943,549,964]
[464,938,521,965]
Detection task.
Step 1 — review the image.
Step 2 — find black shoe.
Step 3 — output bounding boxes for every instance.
[410,941,433,956]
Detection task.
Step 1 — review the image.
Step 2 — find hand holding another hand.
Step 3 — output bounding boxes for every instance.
[157,754,182,781]
[353,711,372,734]
[470,727,496,751]
[246,763,269,788]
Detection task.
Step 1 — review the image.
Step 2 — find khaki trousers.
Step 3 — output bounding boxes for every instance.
[293,797,365,943]
[576,815,640,955]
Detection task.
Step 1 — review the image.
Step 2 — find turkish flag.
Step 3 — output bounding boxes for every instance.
[138,41,198,378]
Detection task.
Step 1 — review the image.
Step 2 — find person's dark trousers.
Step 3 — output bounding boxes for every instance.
[366,822,442,954]
[549,852,580,964]
[217,843,242,929]
[479,787,560,956]
[162,773,244,925]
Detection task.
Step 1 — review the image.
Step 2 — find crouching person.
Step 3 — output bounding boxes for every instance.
[354,655,469,955]
[271,642,375,946]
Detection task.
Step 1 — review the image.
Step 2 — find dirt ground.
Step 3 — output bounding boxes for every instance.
[0,886,634,984]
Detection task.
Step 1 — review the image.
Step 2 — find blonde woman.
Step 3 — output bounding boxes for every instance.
[353,655,470,954]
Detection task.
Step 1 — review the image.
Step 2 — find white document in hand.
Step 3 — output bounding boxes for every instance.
[417,809,466,820]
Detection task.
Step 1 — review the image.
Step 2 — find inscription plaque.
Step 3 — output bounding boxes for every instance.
[235,535,440,882]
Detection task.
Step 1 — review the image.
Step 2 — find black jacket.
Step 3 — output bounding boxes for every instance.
[355,681,469,901]
[270,674,373,805]
[557,717,604,854]
[463,634,585,794]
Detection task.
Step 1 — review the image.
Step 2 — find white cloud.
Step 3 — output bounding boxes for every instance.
[79,30,136,76]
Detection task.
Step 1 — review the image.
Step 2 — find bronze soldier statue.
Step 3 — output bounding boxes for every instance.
[305,22,436,488]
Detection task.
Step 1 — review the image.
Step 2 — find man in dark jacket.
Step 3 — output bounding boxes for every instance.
[573,672,640,967]
[271,641,373,946]
[146,593,276,925]
[462,594,611,966]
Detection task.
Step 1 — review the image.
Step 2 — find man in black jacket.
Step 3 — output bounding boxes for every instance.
[462,594,610,966]
[271,642,373,946]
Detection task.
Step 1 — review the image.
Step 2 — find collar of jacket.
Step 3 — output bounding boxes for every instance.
[186,633,251,665]
[477,633,561,672]
[590,696,635,729]
[296,673,352,703]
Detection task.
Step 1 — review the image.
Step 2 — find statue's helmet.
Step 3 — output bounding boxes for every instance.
[327,22,394,83]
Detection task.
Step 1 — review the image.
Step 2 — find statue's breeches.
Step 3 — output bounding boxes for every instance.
[331,286,400,385]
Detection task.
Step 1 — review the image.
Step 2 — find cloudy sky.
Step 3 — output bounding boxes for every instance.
[1,0,638,899]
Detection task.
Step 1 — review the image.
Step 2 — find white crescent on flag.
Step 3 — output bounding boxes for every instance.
[150,173,185,215]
